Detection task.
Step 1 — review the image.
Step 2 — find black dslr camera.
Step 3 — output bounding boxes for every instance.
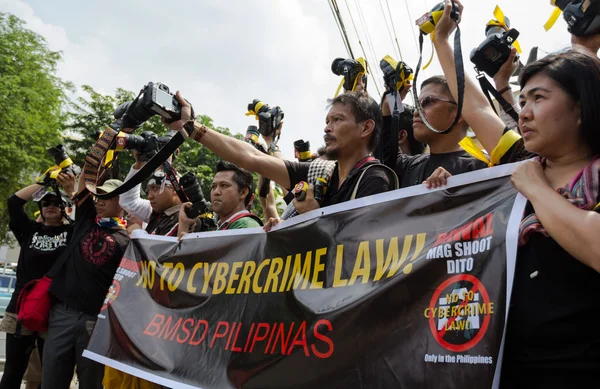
[293,139,313,162]
[555,0,600,36]
[247,100,284,138]
[179,172,211,219]
[43,145,81,184]
[470,21,520,78]
[113,82,187,130]
[244,126,268,154]
[331,58,366,92]
[380,58,413,92]
[113,131,176,162]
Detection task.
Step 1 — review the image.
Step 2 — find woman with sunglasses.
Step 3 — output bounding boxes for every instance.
[0,171,75,389]
[432,1,600,387]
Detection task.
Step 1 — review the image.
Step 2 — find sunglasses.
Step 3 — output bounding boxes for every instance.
[41,200,61,208]
[418,96,457,109]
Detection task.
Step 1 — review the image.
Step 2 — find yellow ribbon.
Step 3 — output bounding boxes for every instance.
[459,130,521,167]
[245,101,265,120]
[38,158,74,181]
[382,55,415,91]
[299,151,312,160]
[544,6,563,31]
[423,33,435,70]
[486,5,522,53]
[334,57,367,97]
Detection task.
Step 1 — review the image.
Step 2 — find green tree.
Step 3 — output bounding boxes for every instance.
[0,13,72,241]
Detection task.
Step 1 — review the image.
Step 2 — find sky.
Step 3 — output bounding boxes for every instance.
[0,0,573,159]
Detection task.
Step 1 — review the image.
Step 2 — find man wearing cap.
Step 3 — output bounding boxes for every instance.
[42,177,130,389]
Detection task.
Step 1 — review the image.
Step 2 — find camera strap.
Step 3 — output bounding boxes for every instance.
[476,73,519,124]
[162,161,189,204]
[72,128,186,202]
[413,15,464,134]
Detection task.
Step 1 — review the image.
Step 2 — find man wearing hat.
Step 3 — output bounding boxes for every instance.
[42,176,130,389]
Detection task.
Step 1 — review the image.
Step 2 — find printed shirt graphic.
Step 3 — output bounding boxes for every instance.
[29,231,69,252]
[80,229,118,266]
[6,194,73,314]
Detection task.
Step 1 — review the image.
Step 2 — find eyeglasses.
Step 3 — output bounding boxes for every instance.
[41,200,61,208]
[418,96,457,109]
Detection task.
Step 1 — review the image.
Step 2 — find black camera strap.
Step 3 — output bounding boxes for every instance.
[476,72,519,124]
[413,9,464,134]
[162,161,189,204]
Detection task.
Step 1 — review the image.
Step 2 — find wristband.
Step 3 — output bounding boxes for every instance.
[190,123,207,143]
[497,85,512,94]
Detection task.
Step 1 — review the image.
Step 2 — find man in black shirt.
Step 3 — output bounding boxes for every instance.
[383,76,487,188]
[42,178,130,389]
[165,91,396,214]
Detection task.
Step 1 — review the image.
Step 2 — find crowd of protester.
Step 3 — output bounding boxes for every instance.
[1,0,600,388]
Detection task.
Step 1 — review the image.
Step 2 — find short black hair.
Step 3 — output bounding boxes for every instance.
[400,105,426,155]
[421,75,451,96]
[328,91,382,151]
[520,49,600,155]
[216,161,255,206]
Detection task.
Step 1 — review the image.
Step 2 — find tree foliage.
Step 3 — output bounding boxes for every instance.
[0,13,72,241]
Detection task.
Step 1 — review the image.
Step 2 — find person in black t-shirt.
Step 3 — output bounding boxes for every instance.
[42,178,129,389]
[163,91,395,216]
[381,75,487,188]
[0,173,75,389]
[434,2,600,387]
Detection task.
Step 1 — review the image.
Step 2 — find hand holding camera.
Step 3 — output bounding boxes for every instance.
[492,46,519,90]
[433,0,463,41]
[292,182,320,214]
[55,171,77,196]
[162,91,194,134]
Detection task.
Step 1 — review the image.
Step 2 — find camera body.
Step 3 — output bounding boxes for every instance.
[556,0,600,36]
[470,26,520,78]
[244,126,268,154]
[114,82,182,130]
[45,145,81,182]
[380,57,413,92]
[293,139,313,162]
[416,2,460,35]
[247,100,284,138]
[331,58,365,92]
[179,172,212,219]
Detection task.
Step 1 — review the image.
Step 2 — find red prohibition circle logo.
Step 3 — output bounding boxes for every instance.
[427,274,493,352]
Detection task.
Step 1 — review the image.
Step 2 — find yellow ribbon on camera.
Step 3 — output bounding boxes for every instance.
[486,5,522,54]
[245,101,265,120]
[334,57,367,97]
[544,0,564,31]
[382,55,415,91]
[37,157,74,181]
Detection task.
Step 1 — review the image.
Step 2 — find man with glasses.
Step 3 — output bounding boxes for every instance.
[119,152,185,237]
[384,75,487,188]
